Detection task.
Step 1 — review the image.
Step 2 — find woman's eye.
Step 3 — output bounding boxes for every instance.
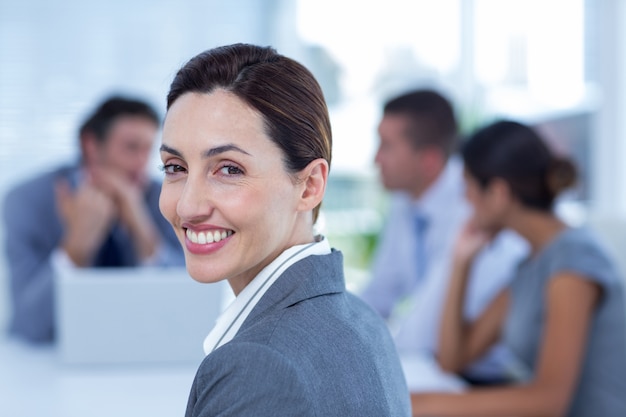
[161,164,186,175]
[219,165,243,175]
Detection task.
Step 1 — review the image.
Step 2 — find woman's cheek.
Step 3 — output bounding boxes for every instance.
[159,183,179,224]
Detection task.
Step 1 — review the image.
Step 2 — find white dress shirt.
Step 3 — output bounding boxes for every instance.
[360,157,470,318]
[360,157,529,380]
[203,237,331,355]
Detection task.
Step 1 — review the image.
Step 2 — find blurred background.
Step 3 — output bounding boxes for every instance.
[1,0,625,361]
[2,1,626,415]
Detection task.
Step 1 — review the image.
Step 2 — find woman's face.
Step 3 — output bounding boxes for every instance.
[160,90,312,294]
[463,169,509,234]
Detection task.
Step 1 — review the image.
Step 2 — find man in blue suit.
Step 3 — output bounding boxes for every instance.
[3,96,185,343]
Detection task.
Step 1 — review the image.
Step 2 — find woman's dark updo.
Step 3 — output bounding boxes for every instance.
[546,157,577,197]
[461,120,578,211]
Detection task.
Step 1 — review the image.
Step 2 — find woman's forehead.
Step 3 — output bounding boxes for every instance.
[164,92,268,142]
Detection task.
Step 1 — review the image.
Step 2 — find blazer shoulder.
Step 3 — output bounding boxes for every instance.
[4,166,71,216]
[189,341,313,416]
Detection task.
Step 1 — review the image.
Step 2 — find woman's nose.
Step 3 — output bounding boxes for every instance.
[176,176,213,221]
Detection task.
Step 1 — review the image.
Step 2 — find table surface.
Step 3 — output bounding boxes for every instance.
[0,336,199,417]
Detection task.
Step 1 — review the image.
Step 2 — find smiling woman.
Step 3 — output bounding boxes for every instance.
[160,90,317,293]
[158,43,411,417]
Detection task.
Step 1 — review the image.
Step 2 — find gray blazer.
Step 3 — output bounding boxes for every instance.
[2,164,184,342]
[185,250,411,417]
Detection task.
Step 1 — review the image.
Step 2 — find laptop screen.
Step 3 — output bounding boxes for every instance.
[54,267,228,365]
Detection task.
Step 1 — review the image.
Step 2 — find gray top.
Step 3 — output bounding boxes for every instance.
[503,227,626,417]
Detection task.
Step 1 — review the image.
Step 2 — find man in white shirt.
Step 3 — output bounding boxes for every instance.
[359,89,528,386]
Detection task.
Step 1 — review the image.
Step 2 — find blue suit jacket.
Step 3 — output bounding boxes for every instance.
[185,250,411,417]
[2,164,184,342]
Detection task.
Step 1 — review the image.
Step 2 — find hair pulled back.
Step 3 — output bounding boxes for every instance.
[462,120,577,211]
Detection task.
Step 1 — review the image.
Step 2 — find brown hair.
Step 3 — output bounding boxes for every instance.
[79,95,160,143]
[462,120,577,211]
[383,89,458,157]
[167,43,332,222]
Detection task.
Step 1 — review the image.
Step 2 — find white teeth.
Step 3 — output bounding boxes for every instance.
[186,229,232,245]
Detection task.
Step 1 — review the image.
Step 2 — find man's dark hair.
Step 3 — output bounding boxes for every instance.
[79,95,160,142]
[383,89,458,156]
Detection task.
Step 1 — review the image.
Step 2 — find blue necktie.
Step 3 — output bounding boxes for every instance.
[414,211,429,285]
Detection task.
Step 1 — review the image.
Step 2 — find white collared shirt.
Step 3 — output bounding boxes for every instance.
[360,157,471,319]
[202,237,331,355]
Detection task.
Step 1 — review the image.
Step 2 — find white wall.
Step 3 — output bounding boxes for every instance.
[590,0,626,216]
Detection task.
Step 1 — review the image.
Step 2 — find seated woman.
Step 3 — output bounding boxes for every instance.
[411,120,626,417]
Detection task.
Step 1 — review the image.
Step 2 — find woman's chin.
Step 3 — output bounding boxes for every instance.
[185,264,226,284]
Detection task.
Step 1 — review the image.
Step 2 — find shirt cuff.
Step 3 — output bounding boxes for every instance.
[140,243,166,266]
[51,247,79,270]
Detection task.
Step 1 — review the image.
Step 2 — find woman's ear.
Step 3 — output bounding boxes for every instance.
[297,158,329,213]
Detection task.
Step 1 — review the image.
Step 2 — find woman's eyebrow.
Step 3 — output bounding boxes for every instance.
[160,143,252,158]
[160,144,182,157]
[159,144,183,158]
[202,144,251,158]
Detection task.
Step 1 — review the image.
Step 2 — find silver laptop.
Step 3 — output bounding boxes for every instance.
[55,266,228,365]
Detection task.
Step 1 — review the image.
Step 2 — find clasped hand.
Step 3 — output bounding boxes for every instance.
[452,219,495,265]
[55,167,147,266]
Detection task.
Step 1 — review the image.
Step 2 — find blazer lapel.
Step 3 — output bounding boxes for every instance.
[240,250,345,331]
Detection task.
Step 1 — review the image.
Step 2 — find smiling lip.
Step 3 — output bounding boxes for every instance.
[182,226,234,255]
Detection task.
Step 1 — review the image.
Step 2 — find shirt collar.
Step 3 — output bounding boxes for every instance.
[202,236,331,354]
